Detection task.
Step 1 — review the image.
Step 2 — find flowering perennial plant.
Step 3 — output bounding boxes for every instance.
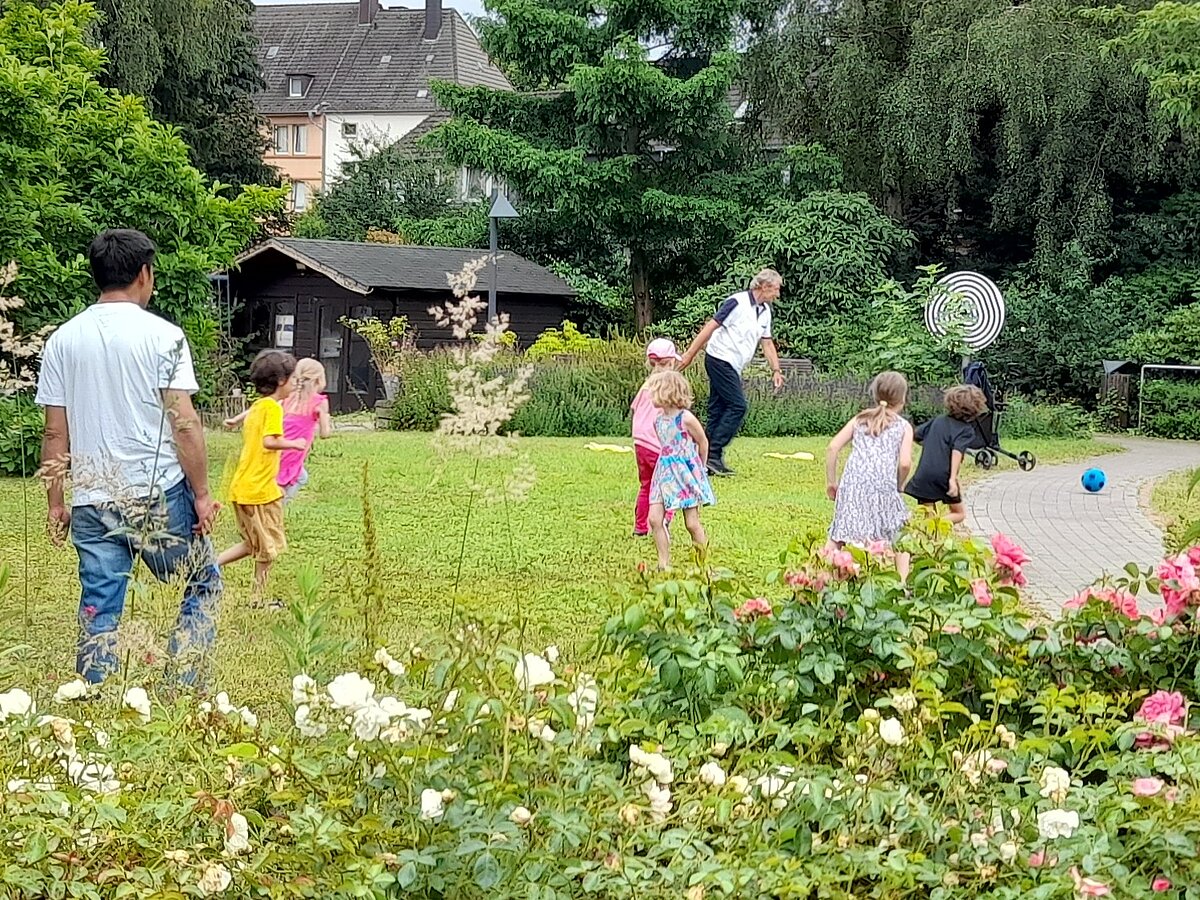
[6,533,1200,896]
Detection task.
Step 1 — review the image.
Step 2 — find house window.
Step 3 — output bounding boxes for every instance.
[342,122,358,138]
[288,76,307,99]
[292,182,309,212]
[272,125,289,155]
[459,168,495,202]
[292,124,308,155]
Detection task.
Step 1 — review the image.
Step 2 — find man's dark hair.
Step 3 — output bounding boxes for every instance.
[248,350,297,395]
[88,229,157,292]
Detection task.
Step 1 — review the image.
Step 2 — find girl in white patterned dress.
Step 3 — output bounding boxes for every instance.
[825,371,914,579]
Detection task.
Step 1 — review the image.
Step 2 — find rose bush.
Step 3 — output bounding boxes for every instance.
[4,520,1200,897]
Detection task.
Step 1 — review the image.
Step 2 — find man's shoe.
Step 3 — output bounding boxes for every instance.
[707,457,731,477]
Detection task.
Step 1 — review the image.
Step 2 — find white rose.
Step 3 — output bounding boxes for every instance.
[1039,766,1071,803]
[699,761,727,787]
[352,702,392,742]
[0,688,33,721]
[65,757,119,795]
[643,780,673,821]
[291,674,318,707]
[443,690,460,712]
[1036,808,1079,841]
[223,813,250,855]
[514,653,554,690]
[567,676,599,731]
[891,692,918,713]
[509,805,534,826]
[544,645,560,664]
[238,707,258,729]
[420,788,445,821]
[197,862,232,896]
[53,680,89,703]
[999,840,1018,863]
[728,775,750,795]
[374,647,406,678]
[294,704,326,738]
[214,693,236,716]
[537,723,557,743]
[327,673,376,711]
[122,687,151,724]
[757,774,786,798]
[862,709,881,722]
[878,717,906,746]
[970,832,988,850]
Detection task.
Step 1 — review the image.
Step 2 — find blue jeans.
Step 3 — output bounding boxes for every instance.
[72,479,223,685]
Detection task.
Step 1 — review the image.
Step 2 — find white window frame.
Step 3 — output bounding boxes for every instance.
[288,76,306,99]
[292,124,308,155]
[291,182,309,212]
[272,125,289,155]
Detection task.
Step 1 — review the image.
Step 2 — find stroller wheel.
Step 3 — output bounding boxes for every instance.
[975,449,995,470]
[1017,451,1037,472]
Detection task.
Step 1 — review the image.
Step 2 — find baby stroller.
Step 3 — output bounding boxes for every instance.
[962,360,1037,471]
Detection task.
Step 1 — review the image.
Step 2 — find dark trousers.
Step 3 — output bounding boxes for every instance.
[705,354,748,461]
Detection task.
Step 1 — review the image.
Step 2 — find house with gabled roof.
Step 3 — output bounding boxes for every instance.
[253,0,511,211]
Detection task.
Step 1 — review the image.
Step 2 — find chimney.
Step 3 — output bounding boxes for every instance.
[358,0,377,26]
[424,0,442,40]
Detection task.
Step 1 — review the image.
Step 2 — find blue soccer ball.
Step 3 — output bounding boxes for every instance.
[1082,468,1107,493]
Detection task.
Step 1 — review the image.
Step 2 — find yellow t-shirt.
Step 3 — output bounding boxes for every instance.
[229,398,285,505]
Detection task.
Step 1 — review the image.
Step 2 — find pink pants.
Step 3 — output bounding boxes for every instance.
[635,444,673,534]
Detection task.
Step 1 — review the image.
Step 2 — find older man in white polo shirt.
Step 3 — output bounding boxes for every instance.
[679,269,785,476]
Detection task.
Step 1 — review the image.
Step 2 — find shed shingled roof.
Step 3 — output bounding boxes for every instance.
[232,238,575,297]
[253,3,512,116]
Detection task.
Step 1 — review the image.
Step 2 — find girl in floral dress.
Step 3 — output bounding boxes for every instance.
[647,370,715,571]
[825,371,914,579]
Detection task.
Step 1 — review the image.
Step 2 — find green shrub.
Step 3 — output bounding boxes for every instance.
[999,396,1095,440]
[1140,378,1200,439]
[524,321,608,360]
[0,394,42,477]
[7,528,1200,896]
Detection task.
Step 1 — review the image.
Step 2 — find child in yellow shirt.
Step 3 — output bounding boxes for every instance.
[218,350,306,605]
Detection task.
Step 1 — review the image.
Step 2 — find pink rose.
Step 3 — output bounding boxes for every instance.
[1136,691,1187,727]
[971,579,993,607]
[1028,850,1047,868]
[734,597,773,622]
[1131,777,1165,797]
[942,624,962,635]
[828,549,860,578]
[1149,607,1170,627]
[867,540,892,557]
[1165,787,1179,804]
[990,534,1030,588]
[1071,868,1110,897]
[1153,878,1171,892]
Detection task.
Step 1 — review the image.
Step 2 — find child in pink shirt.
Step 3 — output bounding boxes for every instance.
[632,338,680,536]
[227,357,332,503]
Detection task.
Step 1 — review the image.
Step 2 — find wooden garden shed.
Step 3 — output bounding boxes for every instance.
[222,238,575,412]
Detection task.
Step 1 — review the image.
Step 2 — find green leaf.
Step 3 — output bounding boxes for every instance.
[222,742,260,760]
[473,852,501,890]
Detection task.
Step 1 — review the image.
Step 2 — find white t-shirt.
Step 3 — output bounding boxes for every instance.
[35,302,199,507]
[706,290,773,373]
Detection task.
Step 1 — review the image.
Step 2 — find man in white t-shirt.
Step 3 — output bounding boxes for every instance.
[36,229,222,685]
[680,268,785,476]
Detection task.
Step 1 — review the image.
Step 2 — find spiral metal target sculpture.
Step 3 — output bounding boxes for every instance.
[925,271,1006,351]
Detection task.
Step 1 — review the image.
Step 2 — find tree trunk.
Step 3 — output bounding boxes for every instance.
[631,248,652,332]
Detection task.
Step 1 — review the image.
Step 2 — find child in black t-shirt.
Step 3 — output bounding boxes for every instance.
[904,385,988,525]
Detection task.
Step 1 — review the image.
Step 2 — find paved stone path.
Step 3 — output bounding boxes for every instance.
[967,438,1200,615]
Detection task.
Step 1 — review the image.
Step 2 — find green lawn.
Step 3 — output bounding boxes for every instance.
[0,431,1104,706]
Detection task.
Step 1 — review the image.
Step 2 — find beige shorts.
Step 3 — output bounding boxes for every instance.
[233,501,287,563]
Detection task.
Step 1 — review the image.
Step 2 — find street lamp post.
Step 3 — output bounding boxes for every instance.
[487,189,519,325]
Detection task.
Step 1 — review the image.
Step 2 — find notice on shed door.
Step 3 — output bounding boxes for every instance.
[274,314,295,348]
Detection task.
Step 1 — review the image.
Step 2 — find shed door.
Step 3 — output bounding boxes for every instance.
[317,300,394,413]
